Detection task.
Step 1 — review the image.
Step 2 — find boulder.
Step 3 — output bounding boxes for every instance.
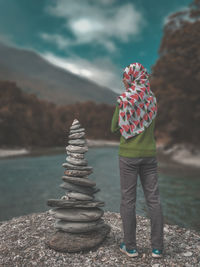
[46,224,111,253]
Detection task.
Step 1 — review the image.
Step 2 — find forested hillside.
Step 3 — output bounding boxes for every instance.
[150,0,200,146]
[0,81,119,147]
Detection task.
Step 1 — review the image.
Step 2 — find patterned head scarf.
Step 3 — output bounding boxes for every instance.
[117,62,157,139]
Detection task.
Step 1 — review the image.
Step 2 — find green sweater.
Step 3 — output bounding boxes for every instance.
[111,104,157,157]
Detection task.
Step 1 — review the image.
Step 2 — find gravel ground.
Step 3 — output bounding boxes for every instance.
[0,211,199,267]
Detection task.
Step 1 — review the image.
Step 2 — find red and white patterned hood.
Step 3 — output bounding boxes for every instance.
[117,62,157,139]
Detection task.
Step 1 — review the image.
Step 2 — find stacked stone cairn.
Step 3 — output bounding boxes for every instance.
[47,119,111,253]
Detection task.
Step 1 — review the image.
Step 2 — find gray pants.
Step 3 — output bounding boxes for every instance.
[119,155,164,250]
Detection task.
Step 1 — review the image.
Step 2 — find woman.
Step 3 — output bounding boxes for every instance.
[111,62,164,258]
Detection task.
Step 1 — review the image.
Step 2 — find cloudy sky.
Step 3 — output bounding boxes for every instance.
[0,0,192,92]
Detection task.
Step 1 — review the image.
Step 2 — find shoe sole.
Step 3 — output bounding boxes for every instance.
[119,247,139,258]
[152,253,162,258]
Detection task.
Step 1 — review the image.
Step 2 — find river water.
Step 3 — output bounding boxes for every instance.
[0,147,199,233]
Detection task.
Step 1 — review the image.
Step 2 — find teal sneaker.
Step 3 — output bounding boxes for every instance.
[152,248,163,258]
[119,242,139,258]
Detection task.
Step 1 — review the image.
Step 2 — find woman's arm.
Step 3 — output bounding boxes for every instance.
[111,104,120,133]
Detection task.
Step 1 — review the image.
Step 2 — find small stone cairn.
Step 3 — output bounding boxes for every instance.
[46,119,111,253]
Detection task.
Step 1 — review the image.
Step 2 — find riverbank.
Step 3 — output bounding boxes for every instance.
[0,211,199,267]
[0,140,119,158]
[157,142,200,169]
[0,140,200,169]
[0,148,29,158]
[87,139,119,147]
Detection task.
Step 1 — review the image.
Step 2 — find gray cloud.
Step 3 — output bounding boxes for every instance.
[40,51,124,93]
[42,0,146,52]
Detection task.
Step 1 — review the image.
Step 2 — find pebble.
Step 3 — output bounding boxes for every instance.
[66,145,88,153]
[164,226,170,232]
[182,251,193,257]
[66,156,88,166]
[68,139,86,146]
[49,208,104,222]
[70,124,81,130]
[65,157,88,166]
[71,119,79,126]
[54,218,105,233]
[63,162,92,171]
[68,132,85,139]
[47,199,104,208]
[66,151,84,159]
[69,128,85,134]
[67,192,94,201]
[62,176,96,187]
[64,169,93,177]
[60,182,98,195]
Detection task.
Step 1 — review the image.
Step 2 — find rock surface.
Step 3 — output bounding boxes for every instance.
[65,156,88,166]
[63,162,92,171]
[64,169,93,177]
[60,182,98,195]
[0,211,200,267]
[66,151,84,159]
[62,176,96,187]
[47,199,104,208]
[68,139,86,146]
[48,223,111,253]
[68,132,85,139]
[49,208,104,222]
[70,124,81,130]
[66,145,88,153]
[69,128,85,134]
[54,218,105,233]
[67,192,94,201]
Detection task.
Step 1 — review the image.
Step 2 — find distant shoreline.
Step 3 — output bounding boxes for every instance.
[86,139,119,147]
[0,141,200,169]
[0,148,29,158]
[157,143,200,168]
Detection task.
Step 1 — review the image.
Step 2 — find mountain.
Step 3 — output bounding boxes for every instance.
[0,42,117,105]
[150,0,200,146]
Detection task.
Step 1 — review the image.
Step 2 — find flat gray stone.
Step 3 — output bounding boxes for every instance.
[72,119,80,126]
[68,139,86,146]
[69,128,85,134]
[66,151,84,159]
[62,176,96,187]
[54,218,105,233]
[70,124,81,130]
[49,208,104,222]
[67,192,94,201]
[60,182,98,195]
[47,199,105,208]
[66,145,88,153]
[46,224,111,253]
[66,156,88,166]
[64,169,93,177]
[63,162,92,171]
[68,132,85,139]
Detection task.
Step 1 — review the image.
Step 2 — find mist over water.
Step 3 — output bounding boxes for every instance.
[0,147,199,233]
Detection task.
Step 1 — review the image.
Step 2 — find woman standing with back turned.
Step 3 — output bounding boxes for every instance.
[111,62,164,258]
